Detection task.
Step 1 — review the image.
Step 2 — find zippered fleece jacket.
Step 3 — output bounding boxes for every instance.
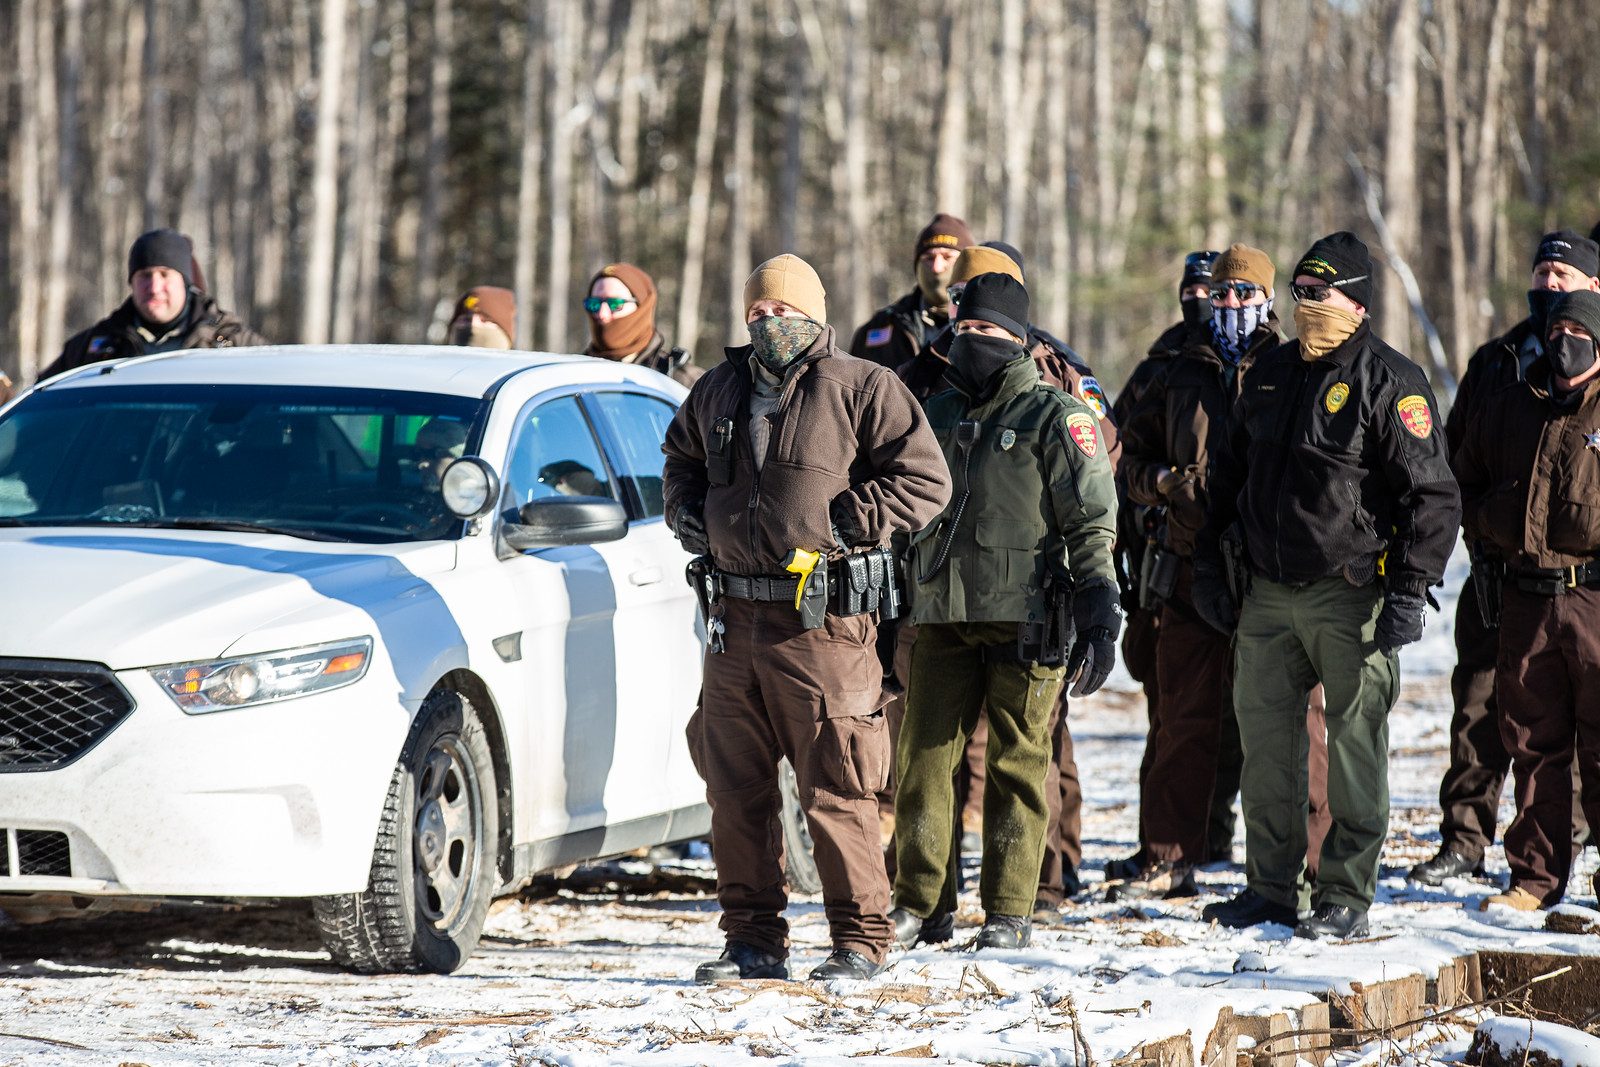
[661,324,951,577]
[909,354,1118,625]
[1196,320,1460,598]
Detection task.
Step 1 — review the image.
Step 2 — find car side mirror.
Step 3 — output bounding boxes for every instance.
[502,495,629,551]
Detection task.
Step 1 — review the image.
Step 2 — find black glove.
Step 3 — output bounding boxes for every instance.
[1065,582,1122,697]
[1191,559,1235,636]
[672,501,709,556]
[1374,591,1427,655]
[829,498,864,551]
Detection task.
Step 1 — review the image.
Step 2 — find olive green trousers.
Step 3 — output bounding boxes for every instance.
[1233,577,1399,912]
[893,621,1064,918]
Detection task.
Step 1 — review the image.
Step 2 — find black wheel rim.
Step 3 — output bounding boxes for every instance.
[412,735,485,935]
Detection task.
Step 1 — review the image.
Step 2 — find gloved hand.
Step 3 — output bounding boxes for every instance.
[672,501,710,556]
[1374,591,1427,655]
[1190,559,1235,635]
[1065,582,1122,697]
[1155,468,1188,496]
[830,498,864,551]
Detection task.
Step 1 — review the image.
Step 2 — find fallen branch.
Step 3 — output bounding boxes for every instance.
[0,1031,91,1051]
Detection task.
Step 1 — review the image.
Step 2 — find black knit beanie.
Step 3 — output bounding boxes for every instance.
[955,272,1029,340]
[128,228,195,287]
[1533,229,1600,280]
[1181,250,1220,295]
[1547,290,1600,342]
[1294,231,1373,309]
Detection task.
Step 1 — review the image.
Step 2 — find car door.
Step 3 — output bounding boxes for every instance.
[495,391,666,838]
[583,390,705,815]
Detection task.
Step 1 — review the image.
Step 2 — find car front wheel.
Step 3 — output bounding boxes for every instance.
[314,688,499,974]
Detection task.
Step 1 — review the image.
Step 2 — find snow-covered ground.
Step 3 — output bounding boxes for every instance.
[3,541,1599,1066]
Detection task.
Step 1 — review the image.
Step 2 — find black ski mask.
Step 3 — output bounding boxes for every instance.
[1548,332,1598,381]
[948,332,1025,392]
[1528,289,1564,340]
[1181,297,1207,329]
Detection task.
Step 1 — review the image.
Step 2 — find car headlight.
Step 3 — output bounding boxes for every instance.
[151,637,374,714]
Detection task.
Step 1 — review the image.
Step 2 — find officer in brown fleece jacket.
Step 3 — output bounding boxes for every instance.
[662,254,951,982]
[1455,288,1600,913]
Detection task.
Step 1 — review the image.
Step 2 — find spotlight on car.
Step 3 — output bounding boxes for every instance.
[440,456,500,518]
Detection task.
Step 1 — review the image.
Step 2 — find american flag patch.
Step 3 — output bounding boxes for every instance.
[865,327,893,346]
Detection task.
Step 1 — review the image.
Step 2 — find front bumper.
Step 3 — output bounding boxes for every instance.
[0,669,411,898]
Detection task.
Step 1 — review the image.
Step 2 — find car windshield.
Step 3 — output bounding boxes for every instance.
[0,384,488,543]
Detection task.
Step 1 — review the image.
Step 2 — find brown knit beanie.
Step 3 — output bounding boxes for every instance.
[951,246,1023,286]
[452,286,516,340]
[1211,243,1275,298]
[743,254,827,323]
[586,262,658,360]
[914,213,975,264]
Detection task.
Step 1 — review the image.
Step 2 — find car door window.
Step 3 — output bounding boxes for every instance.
[587,392,677,519]
[503,395,615,507]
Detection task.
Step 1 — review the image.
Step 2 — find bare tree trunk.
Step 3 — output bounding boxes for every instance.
[334,0,378,344]
[1195,0,1228,248]
[1380,0,1419,353]
[1273,4,1323,270]
[1467,0,1509,341]
[841,0,870,332]
[999,0,1023,243]
[233,0,264,325]
[779,0,804,252]
[416,0,453,339]
[41,0,80,366]
[1525,0,1550,223]
[674,4,728,356]
[725,0,753,344]
[932,2,967,216]
[615,2,646,257]
[514,3,544,351]
[301,0,346,344]
[1435,0,1471,375]
[544,0,577,352]
[1092,0,1116,271]
[141,0,164,230]
[1044,2,1071,332]
[16,0,43,382]
[1174,10,1198,244]
[1104,0,1161,274]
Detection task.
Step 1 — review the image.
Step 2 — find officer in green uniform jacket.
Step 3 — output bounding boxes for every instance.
[892,272,1121,951]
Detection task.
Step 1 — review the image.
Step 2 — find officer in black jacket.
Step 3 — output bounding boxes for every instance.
[1193,232,1460,940]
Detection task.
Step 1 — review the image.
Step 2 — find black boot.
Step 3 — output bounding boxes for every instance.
[975,914,1032,950]
[889,907,954,949]
[1104,862,1196,903]
[1200,888,1299,929]
[1104,851,1146,881]
[694,940,790,983]
[1061,865,1082,898]
[1294,903,1370,941]
[808,949,882,980]
[1408,848,1483,886]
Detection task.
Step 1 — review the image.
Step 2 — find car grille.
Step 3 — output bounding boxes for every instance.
[14,830,72,876]
[0,659,136,771]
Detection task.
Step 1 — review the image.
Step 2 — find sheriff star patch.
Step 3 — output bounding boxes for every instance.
[1397,394,1433,439]
[1325,382,1350,414]
[1066,412,1098,458]
[1585,430,1600,455]
[1078,376,1109,420]
[865,327,893,347]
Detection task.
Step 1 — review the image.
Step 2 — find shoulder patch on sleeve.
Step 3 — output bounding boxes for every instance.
[87,336,111,355]
[1396,394,1433,439]
[865,327,893,347]
[1077,376,1109,420]
[1065,412,1099,458]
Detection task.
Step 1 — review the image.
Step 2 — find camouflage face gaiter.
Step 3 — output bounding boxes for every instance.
[747,315,824,375]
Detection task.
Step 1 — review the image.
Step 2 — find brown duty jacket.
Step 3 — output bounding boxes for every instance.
[1119,319,1280,557]
[41,293,266,381]
[661,324,952,577]
[1455,355,1600,569]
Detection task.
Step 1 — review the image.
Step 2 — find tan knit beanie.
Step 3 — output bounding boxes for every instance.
[743,254,827,323]
[1211,243,1275,297]
[950,246,1024,286]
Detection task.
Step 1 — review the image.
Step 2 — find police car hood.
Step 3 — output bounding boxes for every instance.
[0,528,458,670]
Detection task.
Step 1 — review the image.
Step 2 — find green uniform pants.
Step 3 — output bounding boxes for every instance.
[894,621,1064,918]
[1233,577,1399,912]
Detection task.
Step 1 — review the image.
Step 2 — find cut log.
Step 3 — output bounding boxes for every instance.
[1323,973,1426,1044]
[1202,1007,1237,1067]
[1476,952,1600,1029]
[1234,1012,1294,1067]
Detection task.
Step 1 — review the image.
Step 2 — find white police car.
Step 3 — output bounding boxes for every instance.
[0,345,708,972]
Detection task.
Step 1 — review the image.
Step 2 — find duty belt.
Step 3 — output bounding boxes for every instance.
[718,573,805,602]
[1511,560,1600,596]
[713,546,902,620]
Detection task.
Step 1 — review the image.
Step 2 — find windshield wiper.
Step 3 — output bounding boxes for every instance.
[159,518,350,542]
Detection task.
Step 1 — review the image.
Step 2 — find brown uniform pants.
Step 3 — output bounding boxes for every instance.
[1122,608,1162,857]
[688,598,893,963]
[1438,574,1587,863]
[1496,584,1600,906]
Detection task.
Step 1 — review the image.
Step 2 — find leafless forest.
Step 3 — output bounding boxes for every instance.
[3,0,1597,391]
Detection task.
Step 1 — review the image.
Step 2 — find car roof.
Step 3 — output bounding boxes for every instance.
[35,344,675,399]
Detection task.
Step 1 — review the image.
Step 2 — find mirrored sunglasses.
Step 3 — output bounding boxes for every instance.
[583,297,636,314]
[1209,281,1265,303]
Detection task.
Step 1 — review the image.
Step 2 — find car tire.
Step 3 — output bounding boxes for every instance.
[313,688,499,974]
[777,757,822,896]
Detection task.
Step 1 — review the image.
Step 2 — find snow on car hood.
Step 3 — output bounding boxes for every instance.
[0,528,459,670]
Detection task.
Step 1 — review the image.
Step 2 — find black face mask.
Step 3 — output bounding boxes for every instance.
[948,331,1025,391]
[1548,333,1598,381]
[1528,289,1564,339]
[1181,296,1207,329]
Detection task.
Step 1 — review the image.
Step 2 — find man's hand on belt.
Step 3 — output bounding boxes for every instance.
[1374,591,1427,655]
[1066,582,1122,697]
[829,497,863,551]
[1191,559,1235,635]
[673,500,710,556]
